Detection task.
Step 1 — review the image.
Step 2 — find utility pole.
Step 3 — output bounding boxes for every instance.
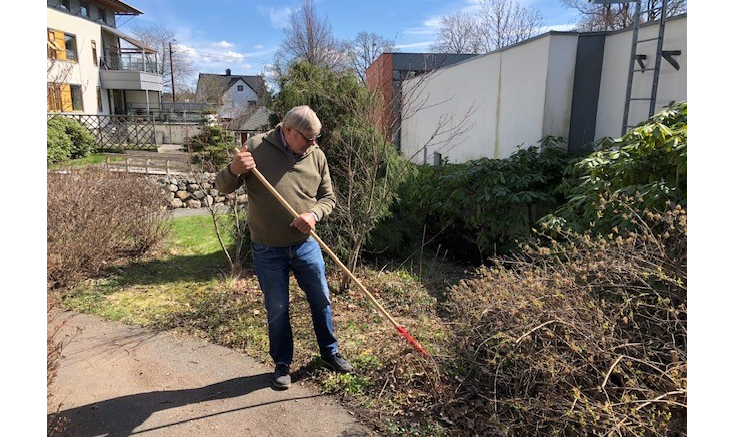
[169,42,176,102]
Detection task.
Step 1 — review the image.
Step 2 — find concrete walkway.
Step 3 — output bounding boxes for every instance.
[48,310,375,437]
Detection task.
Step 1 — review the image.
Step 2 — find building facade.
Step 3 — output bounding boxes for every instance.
[47,0,163,116]
[365,53,477,151]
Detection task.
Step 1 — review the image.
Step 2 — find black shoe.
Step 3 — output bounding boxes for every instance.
[322,353,354,373]
[272,363,291,390]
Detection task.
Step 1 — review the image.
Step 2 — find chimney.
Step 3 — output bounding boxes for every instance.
[225,68,231,76]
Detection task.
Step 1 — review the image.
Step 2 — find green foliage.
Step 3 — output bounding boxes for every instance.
[543,101,687,234]
[269,61,366,144]
[189,123,235,172]
[47,120,72,165]
[47,116,97,164]
[270,61,407,274]
[379,137,573,262]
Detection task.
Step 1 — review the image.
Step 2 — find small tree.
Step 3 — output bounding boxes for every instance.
[271,61,408,290]
[189,123,235,172]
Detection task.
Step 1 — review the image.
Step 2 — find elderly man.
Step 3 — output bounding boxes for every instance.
[215,105,353,390]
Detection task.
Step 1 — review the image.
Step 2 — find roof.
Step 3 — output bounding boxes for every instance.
[101,24,156,53]
[228,106,272,132]
[195,73,266,99]
[95,0,143,15]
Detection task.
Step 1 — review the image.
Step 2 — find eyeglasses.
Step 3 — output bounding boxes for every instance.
[295,129,321,143]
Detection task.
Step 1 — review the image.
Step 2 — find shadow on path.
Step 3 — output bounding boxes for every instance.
[53,374,325,437]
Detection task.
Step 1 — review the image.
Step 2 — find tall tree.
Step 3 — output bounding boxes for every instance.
[129,24,197,99]
[431,0,544,54]
[560,0,687,31]
[276,0,345,71]
[477,0,545,52]
[344,31,395,84]
[430,11,483,54]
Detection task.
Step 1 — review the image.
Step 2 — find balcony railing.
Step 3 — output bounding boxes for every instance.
[101,51,159,74]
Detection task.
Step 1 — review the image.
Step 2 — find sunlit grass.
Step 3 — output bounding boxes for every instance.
[60,212,461,436]
[48,153,105,170]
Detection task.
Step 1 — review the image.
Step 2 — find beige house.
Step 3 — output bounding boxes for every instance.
[47,0,163,116]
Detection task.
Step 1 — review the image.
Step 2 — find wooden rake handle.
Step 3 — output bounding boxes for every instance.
[248,165,429,356]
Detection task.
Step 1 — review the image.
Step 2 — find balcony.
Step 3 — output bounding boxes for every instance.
[100,50,163,92]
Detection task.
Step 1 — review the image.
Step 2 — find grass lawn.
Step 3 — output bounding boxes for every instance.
[48,153,106,170]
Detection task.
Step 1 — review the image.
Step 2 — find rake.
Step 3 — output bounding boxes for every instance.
[238,153,429,357]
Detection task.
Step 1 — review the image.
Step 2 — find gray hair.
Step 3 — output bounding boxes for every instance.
[282,105,322,136]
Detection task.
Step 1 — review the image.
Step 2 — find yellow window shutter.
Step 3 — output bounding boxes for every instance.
[61,84,72,112]
[54,30,66,60]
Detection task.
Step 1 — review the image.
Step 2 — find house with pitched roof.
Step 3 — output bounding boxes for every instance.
[194,69,266,120]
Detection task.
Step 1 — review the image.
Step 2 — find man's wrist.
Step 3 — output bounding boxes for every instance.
[227,163,240,177]
[309,211,319,222]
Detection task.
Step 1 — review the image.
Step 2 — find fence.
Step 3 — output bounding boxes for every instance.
[48,114,157,151]
[103,150,196,175]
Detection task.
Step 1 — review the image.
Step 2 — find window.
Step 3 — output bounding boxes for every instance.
[97,87,103,112]
[60,0,70,10]
[91,40,98,66]
[47,83,84,112]
[237,85,244,91]
[80,1,89,17]
[47,29,77,62]
[70,85,84,111]
[65,33,78,62]
[98,8,107,23]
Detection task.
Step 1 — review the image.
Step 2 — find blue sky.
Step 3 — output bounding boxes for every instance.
[117,0,581,83]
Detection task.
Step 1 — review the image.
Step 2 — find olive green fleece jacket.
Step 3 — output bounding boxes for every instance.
[214,125,336,247]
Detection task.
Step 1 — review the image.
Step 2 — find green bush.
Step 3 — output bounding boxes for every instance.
[47,121,72,165]
[189,124,234,172]
[47,117,96,164]
[373,137,573,263]
[542,100,687,235]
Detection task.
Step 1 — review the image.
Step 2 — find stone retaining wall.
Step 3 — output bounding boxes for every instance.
[148,172,246,210]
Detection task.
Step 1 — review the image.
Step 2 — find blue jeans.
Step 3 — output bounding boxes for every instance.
[251,237,339,366]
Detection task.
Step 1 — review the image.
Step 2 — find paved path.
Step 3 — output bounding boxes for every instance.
[48,310,375,437]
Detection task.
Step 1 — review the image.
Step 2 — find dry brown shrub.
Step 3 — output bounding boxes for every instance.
[436,203,686,436]
[47,167,171,288]
[47,297,68,436]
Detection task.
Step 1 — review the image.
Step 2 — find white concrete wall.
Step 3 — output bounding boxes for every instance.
[595,15,687,138]
[401,33,579,163]
[543,36,578,139]
[400,15,686,164]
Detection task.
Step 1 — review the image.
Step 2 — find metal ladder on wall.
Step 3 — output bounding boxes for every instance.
[620,0,679,135]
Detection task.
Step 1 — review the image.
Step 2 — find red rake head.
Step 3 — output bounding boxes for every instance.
[396,326,429,357]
